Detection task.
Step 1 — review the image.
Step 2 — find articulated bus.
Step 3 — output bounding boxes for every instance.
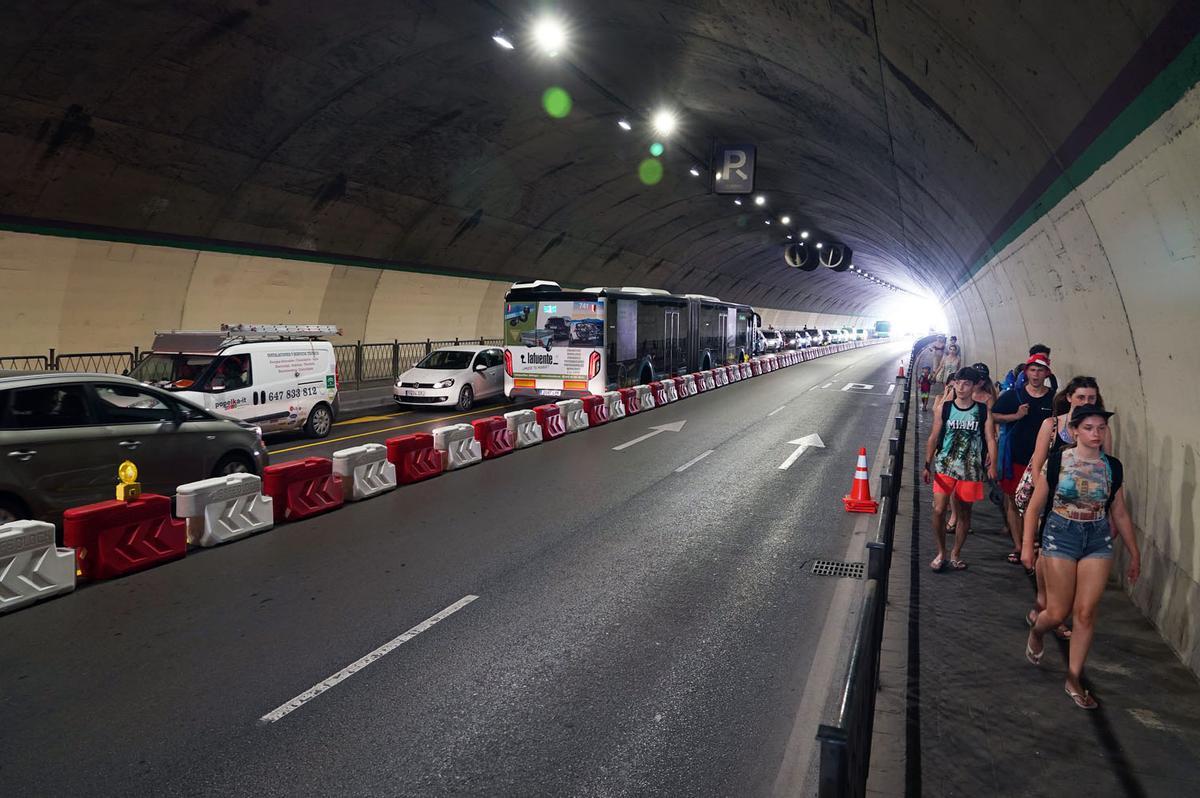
[503,281,759,400]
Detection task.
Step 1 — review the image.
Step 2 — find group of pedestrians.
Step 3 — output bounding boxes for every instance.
[917,336,1141,710]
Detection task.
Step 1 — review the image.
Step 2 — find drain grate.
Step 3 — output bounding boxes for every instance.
[812,559,865,579]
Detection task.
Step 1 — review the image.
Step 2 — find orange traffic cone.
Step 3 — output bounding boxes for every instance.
[843,447,879,513]
[897,361,906,378]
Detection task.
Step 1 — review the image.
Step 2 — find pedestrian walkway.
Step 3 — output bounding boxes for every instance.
[868,403,1200,798]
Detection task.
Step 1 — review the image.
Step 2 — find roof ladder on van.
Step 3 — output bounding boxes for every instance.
[219,323,343,338]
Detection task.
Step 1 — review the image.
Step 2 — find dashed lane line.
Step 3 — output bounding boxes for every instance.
[674,449,715,473]
[260,595,479,724]
[768,405,787,417]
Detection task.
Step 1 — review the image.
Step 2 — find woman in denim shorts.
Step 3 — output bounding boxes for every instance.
[1019,405,1141,710]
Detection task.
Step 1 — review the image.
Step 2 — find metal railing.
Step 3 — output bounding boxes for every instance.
[0,338,503,390]
[816,334,934,797]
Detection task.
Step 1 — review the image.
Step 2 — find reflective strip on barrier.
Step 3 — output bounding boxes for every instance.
[0,520,75,614]
[433,423,483,469]
[619,387,640,414]
[505,409,544,447]
[556,399,590,433]
[386,433,444,484]
[175,472,274,546]
[63,494,187,579]
[333,443,397,500]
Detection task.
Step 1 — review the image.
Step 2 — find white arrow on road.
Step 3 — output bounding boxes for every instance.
[612,420,687,451]
[777,433,826,470]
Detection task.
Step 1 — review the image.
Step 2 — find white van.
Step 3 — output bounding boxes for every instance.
[130,323,340,438]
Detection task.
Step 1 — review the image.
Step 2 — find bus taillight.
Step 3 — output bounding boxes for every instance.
[588,351,601,379]
[504,349,513,377]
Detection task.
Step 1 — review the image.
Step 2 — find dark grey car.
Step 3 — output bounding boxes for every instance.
[0,373,269,527]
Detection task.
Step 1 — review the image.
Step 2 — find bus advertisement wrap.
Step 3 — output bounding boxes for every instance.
[505,299,606,381]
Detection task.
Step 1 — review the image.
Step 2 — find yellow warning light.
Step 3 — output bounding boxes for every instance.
[116,460,141,502]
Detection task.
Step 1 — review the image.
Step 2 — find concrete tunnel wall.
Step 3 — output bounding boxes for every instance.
[944,80,1200,674]
[0,229,873,355]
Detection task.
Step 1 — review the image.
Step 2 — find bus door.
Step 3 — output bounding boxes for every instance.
[718,312,729,364]
[664,308,681,375]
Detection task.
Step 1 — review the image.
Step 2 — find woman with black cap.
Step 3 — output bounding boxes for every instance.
[1021,405,1141,709]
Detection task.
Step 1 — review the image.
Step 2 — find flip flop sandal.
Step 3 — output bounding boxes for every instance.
[930,555,946,572]
[1065,687,1098,710]
[1006,552,1021,564]
[949,559,968,570]
[1026,609,1039,628]
[1025,638,1044,666]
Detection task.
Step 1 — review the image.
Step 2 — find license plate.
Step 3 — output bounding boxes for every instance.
[538,389,562,397]
[405,390,426,397]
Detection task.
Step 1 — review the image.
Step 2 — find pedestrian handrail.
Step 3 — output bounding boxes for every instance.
[816,334,938,797]
[0,337,504,388]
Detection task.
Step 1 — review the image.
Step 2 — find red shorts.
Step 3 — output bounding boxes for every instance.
[933,473,984,503]
[999,461,1028,496]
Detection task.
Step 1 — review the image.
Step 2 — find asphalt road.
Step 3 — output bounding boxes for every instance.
[0,342,908,797]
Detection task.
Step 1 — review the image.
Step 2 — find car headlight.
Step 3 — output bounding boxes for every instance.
[435,379,455,389]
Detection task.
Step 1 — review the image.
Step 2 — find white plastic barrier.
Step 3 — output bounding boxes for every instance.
[333,443,397,501]
[665,379,679,402]
[556,398,589,433]
[634,384,655,410]
[703,371,717,390]
[727,365,740,382]
[0,521,75,614]
[601,390,627,420]
[715,367,728,387]
[680,374,696,396]
[432,423,482,470]
[175,473,274,547]
[505,409,543,448]
[740,363,751,379]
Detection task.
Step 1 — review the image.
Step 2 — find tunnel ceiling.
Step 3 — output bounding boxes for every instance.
[0,0,1186,315]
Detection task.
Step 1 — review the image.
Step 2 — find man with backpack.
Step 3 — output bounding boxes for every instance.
[994,353,1056,563]
[923,366,998,571]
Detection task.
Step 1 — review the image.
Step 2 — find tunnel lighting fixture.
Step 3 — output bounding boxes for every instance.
[733,199,742,206]
[532,16,567,56]
[652,109,678,137]
[800,230,809,239]
[815,242,824,249]
[492,30,515,49]
[786,234,793,240]
[764,220,771,225]
[617,119,632,131]
[689,167,700,177]
[754,195,766,206]
[780,215,791,225]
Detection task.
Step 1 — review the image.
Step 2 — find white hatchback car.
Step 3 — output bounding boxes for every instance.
[394,346,505,411]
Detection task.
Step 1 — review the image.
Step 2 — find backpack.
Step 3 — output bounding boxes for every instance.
[936,399,988,455]
[1039,448,1124,530]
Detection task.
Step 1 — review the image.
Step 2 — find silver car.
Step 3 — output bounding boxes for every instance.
[0,373,269,527]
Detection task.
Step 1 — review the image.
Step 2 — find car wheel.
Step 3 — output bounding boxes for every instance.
[304,403,333,438]
[212,453,255,478]
[0,495,29,525]
[457,385,474,411]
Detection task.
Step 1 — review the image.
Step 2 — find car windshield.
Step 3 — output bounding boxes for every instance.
[415,350,473,370]
[763,331,779,338]
[130,353,217,391]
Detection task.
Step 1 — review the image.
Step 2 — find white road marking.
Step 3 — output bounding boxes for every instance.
[768,405,786,417]
[777,433,826,470]
[675,449,715,472]
[260,595,479,723]
[808,385,819,392]
[612,420,688,451]
[820,382,834,389]
[887,383,896,395]
[841,382,875,392]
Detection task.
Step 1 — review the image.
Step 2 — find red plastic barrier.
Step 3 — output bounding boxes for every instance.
[386,433,444,484]
[650,381,670,404]
[534,404,567,439]
[63,494,186,580]
[618,387,640,414]
[472,416,515,459]
[672,376,687,398]
[582,394,609,425]
[692,372,708,393]
[262,457,344,523]
[726,365,738,381]
[750,361,761,376]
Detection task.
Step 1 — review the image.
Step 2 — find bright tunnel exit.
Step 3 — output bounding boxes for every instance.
[876,294,949,337]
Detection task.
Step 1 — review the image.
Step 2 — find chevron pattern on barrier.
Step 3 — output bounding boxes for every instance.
[505,409,545,447]
[283,474,345,520]
[582,395,609,426]
[619,387,640,414]
[633,385,655,410]
[387,433,444,484]
[472,416,515,458]
[0,521,76,613]
[556,399,589,433]
[602,391,626,420]
[203,493,274,543]
[333,444,397,501]
[64,496,187,580]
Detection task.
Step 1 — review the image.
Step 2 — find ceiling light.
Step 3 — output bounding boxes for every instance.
[800,230,809,239]
[617,119,632,131]
[764,220,771,225]
[754,195,766,206]
[689,167,700,177]
[780,215,791,225]
[652,109,677,137]
[786,234,793,240]
[492,31,515,49]
[532,16,567,56]
[815,242,823,249]
[733,199,742,206]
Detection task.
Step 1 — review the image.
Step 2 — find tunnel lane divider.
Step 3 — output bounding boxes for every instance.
[0,340,887,616]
